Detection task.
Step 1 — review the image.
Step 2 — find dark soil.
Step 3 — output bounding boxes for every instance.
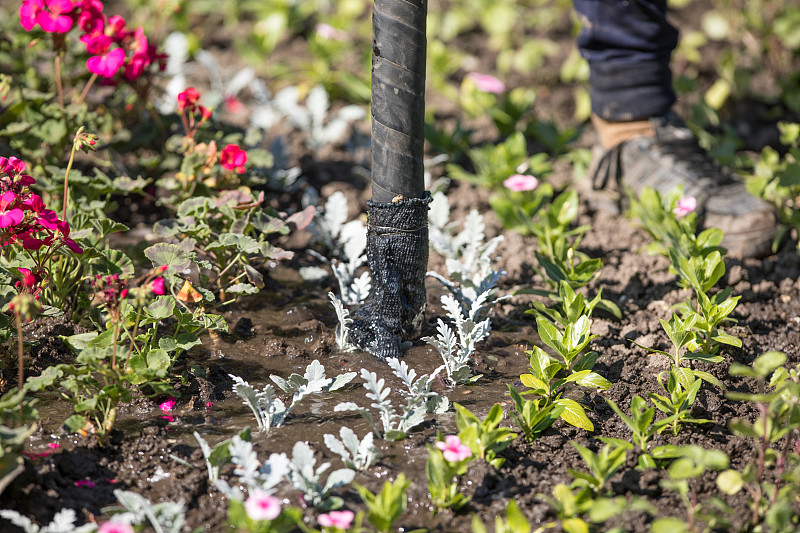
[3,0,800,531]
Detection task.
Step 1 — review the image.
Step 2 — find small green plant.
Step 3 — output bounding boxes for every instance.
[568,440,629,494]
[0,389,38,495]
[648,368,712,437]
[471,500,531,533]
[285,441,355,511]
[354,473,411,533]
[454,403,516,469]
[446,132,534,192]
[606,396,658,469]
[507,385,563,442]
[193,427,252,483]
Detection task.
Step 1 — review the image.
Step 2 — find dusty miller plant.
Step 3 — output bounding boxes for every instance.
[308,191,371,306]
[286,440,355,511]
[230,360,355,432]
[104,490,186,533]
[329,291,358,352]
[427,202,509,317]
[214,436,289,500]
[423,292,492,386]
[0,509,96,533]
[324,426,380,472]
[335,360,449,441]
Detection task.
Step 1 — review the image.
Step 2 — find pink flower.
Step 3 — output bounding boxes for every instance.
[151,277,165,295]
[224,96,244,114]
[98,521,134,533]
[28,0,74,33]
[205,401,213,409]
[19,0,43,31]
[0,191,23,228]
[75,480,95,488]
[123,27,150,81]
[106,14,127,41]
[672,196,697,217]
[467,72,506,94]
[17,268,40,289]
[318,510,355,530]
[315,23,347,41]
[436,435,472,463]
[158,397,176,412]
[48,443,61,449]
[220,144,247,173]
[87,46,126,78]
[503,174,539,192]
[244,490,281,521]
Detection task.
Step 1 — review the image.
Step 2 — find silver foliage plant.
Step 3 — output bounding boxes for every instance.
[422,292,493,386]
[0,508,96,533]
[308,191,371,306]
[428,195,510,316]
[215,435,289,501]
[105,490,186,533]
[324,426,379,472]
[329,292,358,352]
[230,360,355,432]
[334,359,449,441]
[286,441,355,511]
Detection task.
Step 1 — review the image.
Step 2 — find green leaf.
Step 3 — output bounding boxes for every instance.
[146,296,176,321]
[753,351,787,377]
[207,233,260,254]
[651,517,689,533]
[716,469,743,495]
[710,333,742,347]
[144,243,193,274]
[555,398,594,431]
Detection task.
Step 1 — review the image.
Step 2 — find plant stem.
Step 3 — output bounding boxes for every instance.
[54,55,64,108]
[63,128,83,222]
[16,310,23,393]
[111,323,119,370]
[77,73,97,106]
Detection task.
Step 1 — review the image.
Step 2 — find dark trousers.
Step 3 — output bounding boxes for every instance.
[573,0,679,121]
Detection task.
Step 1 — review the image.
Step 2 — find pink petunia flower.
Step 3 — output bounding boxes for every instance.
[220,144,247,174]
[503,174,539,192]
[318,510,355,530]
[98,521,134,533]
[672,196,697,217]
[244,490,281,521]
[466,72,506,94]
[436,435,472,463]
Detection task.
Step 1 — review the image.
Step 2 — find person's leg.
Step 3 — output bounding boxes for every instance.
[573,0,779,258]
[574,0,678,122]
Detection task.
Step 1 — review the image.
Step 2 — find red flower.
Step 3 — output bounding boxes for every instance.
[177,87,200,112]
[151,277,165,295]
[56,219,83,254]
[0,191,23,228]
[17,268,40,289]
[123,27,150,81]
[220,144,247,174]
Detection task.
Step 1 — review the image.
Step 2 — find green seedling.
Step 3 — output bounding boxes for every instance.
[471,500,531,533]
[540,483,645,533]
[454,403,516,469]
[651,445,732,533]
[0,389,38,495]
[507,384,564,441]
[354,474,411,533]
[606,396,658,469]
[446,132,533,191]
[649,368,712,436]
[568,440,629,494]
[718,351,800,531]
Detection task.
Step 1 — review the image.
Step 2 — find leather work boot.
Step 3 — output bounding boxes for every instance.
[584,112,779,258]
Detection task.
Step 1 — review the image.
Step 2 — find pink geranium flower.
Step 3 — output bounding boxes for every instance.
[123,27,150,81]
[467,72,506,94]
[177,87,200,111]
[19,0,43,31]
[436,435,472,463]
[37,0,75,33]
[220,144,247,174]
[503,174,539,192]
[672,196,697,217]
[244,490,281,521]
[87,47,126,78]
[151,276,165,295]
[98,521,134,533]
[318,510,355,530]
[0,191,24,228]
